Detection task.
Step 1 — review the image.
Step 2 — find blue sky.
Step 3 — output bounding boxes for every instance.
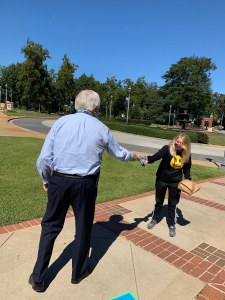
[1,0,225,93]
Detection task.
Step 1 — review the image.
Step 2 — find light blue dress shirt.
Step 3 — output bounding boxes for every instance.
[37,110,134,184]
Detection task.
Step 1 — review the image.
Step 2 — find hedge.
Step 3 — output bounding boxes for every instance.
[102,121,199,143]
[114,117,151,126]
[99,117,151,126]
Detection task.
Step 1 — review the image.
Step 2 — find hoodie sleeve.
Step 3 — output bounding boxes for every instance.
[147,145,168,164]
[182,155,192,180]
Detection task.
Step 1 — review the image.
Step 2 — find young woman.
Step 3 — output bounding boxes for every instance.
[146,133,192,237]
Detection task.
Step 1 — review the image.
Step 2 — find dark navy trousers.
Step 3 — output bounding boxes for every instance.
[32,173,99,282]
[152,179,181,226]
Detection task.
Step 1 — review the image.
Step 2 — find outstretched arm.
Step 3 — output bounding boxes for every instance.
[147,145,168,164]
[105,131,139,161]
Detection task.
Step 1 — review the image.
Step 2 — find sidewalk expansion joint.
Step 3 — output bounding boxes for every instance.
[130,242,140,300]
[0,232,14,249]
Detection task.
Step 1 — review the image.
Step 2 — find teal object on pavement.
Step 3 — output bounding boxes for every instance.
[108,291,138,300]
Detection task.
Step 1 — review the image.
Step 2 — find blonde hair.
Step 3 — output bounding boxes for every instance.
[169,133,191,164]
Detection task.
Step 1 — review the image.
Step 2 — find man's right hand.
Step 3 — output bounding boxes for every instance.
[132,153,140,161]
[43,183,48,192]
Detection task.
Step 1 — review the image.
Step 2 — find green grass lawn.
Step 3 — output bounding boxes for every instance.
[208,136,225,146]
[2,109,61,118]
[0,136,225,227]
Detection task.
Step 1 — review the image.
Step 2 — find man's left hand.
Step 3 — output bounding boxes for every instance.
[43,183,48,192]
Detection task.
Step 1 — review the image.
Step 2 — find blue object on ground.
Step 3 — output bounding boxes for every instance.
[109,291,138,300]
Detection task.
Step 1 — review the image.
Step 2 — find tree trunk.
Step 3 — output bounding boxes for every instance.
[38,102,41,113]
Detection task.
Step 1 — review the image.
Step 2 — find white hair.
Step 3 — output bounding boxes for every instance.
[75,90,101,114]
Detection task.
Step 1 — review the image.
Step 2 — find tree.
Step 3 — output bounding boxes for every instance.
[0,64,19,106]
[131,77,148,108]
[46,68,57,114]
[74,73,96,95]
[212,92,225,126]
[142,83,160,121]
[99,76,122,117]
[56,54,78,110]
[159,55,217,117]
[130,106,142,119]
[17,38,51,110]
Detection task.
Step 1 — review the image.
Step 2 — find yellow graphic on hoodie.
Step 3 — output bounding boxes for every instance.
[170,155,184,169]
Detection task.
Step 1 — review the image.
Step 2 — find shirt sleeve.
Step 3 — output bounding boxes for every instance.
[105,130,134,161]
[182,155,192,180]
[147,145,168,164]
[36,125,55,184]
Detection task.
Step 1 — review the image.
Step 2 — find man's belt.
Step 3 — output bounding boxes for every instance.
[53,171,98,180]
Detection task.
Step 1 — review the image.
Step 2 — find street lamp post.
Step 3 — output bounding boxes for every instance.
[0,86,2,105]
[106,102,108,120]
[126,87,131,125]
[110,95,113,119]
[10,89,12,103]
[168,105,172,128]
[221,113,224,130]
[173,110,176,129]
[5,84,8,113]
[58,99,60,115]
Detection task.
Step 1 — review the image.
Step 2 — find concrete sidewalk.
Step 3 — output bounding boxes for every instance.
[0,111,47,139]
[1,176,225,300]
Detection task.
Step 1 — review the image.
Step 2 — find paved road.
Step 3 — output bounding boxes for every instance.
[13,118,225,163]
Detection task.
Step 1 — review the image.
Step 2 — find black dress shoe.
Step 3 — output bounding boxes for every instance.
[28,274,44,292]
[71,265,92,284]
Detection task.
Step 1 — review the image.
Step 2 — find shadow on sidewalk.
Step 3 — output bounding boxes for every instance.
[43,213,151,290]
[43,208,189,290]
[155,205,190,227]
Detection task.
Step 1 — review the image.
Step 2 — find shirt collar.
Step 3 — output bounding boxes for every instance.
[76,110,93,117]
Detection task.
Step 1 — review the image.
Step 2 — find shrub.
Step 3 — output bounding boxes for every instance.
[130,106,142,119]
[102,121,198,143]
[197,132,209,144]
[101,117,151,126]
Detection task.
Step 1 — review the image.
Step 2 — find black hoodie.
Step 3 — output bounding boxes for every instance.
[147,145,191,183]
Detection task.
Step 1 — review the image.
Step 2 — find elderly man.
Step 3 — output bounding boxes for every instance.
[29,90,139,292]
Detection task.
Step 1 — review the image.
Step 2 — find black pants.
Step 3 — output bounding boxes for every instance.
[152,179,181,226]
[32,173,99,282]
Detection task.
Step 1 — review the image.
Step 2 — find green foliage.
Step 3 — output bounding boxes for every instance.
[102,121,198,143]
[159,55,217,116]
[16,38,52,111]
[101,117,151,126]
[56,54,78,108]
[1,41,220,123]
[130,106,142,119]
[0,64,19,106]
[212,92,225,124]
[74,73,96,95]
[4,109,61,118]
[197,132,209,144]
